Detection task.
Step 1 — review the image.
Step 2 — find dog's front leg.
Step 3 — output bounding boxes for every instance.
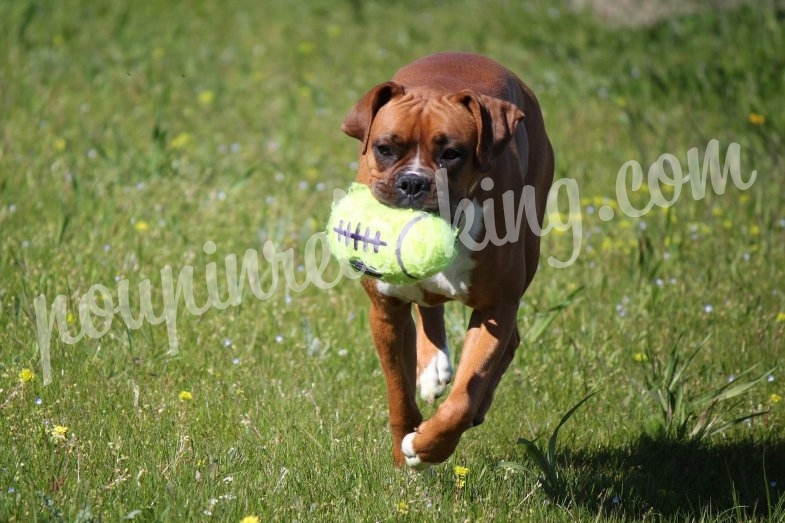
[364,281,423,466]
[401,300,519,468]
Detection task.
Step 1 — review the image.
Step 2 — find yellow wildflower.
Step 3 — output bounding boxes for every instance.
[134,220,149,232]
[771,393,782,404]
[66,311,76,324]
[54,138,67,152]
[748,113,765,126]
[395,501,409,514]
[178,390,193,401]
[776,312,785,323]
[51,425,68,440]
[18,368,35,383]
[198,90,215,106]
[739,194,750,204]
[454,465,469,487]
[240,516,260,523]
[632,352,648,363]
[748,224,760,236]
[169,132,192,150]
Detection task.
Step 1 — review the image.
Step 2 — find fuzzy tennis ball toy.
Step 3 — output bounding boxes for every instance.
[327,184,458,284]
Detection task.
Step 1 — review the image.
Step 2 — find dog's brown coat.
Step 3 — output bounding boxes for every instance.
[342,53,554,466]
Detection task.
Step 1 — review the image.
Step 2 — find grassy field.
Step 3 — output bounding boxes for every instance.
[1,0,784,521]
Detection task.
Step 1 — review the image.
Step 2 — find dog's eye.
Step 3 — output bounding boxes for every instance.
[375,144,395,158]
[441,148,463,161]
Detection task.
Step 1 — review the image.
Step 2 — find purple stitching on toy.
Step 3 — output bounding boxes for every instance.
[333,220,388,253]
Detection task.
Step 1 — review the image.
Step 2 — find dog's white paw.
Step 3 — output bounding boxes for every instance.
[418,349,452,403]
[401,432,432,470]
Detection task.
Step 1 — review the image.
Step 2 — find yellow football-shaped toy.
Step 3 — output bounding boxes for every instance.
[326,184,458,284]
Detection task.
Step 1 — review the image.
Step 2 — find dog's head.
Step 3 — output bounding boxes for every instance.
[342,82,524,213]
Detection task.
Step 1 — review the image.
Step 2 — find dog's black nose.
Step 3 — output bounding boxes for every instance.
[395,173,431,201]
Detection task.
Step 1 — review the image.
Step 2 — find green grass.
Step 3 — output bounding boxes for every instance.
[1,0,784,520]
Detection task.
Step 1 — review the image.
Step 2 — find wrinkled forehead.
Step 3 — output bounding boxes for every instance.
[370,92,477,145]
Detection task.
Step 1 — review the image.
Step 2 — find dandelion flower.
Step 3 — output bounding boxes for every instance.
[198,90,215,106]
[54,138,67,152]
[51,426,68,440]
[454,465,469,487]
[776,312,785,323]
[18,368,35,383]
[240,516,260,523]
[771,393,782,404]
[134,220,149,232]
[749,225,761,236]
[178,390,193,401]
[632,352,648,363]
[395,501,409,515]
[169,132,192,150]
[748,113,765,126]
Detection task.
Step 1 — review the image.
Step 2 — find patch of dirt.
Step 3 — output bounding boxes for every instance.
[568,0,755,27]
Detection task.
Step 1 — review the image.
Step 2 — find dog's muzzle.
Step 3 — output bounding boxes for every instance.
[394,170,432,208]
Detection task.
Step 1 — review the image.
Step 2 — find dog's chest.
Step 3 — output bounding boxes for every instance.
[376,247,476,306]
[376,200,482,306]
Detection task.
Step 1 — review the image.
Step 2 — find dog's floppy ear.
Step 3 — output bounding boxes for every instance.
[450,90,525,173]
[341,81,405,155]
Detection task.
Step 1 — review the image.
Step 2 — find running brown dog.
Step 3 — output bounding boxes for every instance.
[341,52,554,468]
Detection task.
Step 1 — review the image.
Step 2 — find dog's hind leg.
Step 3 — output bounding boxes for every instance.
[415,304,453,404]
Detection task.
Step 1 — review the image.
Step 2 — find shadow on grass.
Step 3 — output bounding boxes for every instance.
[565,435,784,519]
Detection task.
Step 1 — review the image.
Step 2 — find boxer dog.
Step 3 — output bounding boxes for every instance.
[341,53,554,468]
